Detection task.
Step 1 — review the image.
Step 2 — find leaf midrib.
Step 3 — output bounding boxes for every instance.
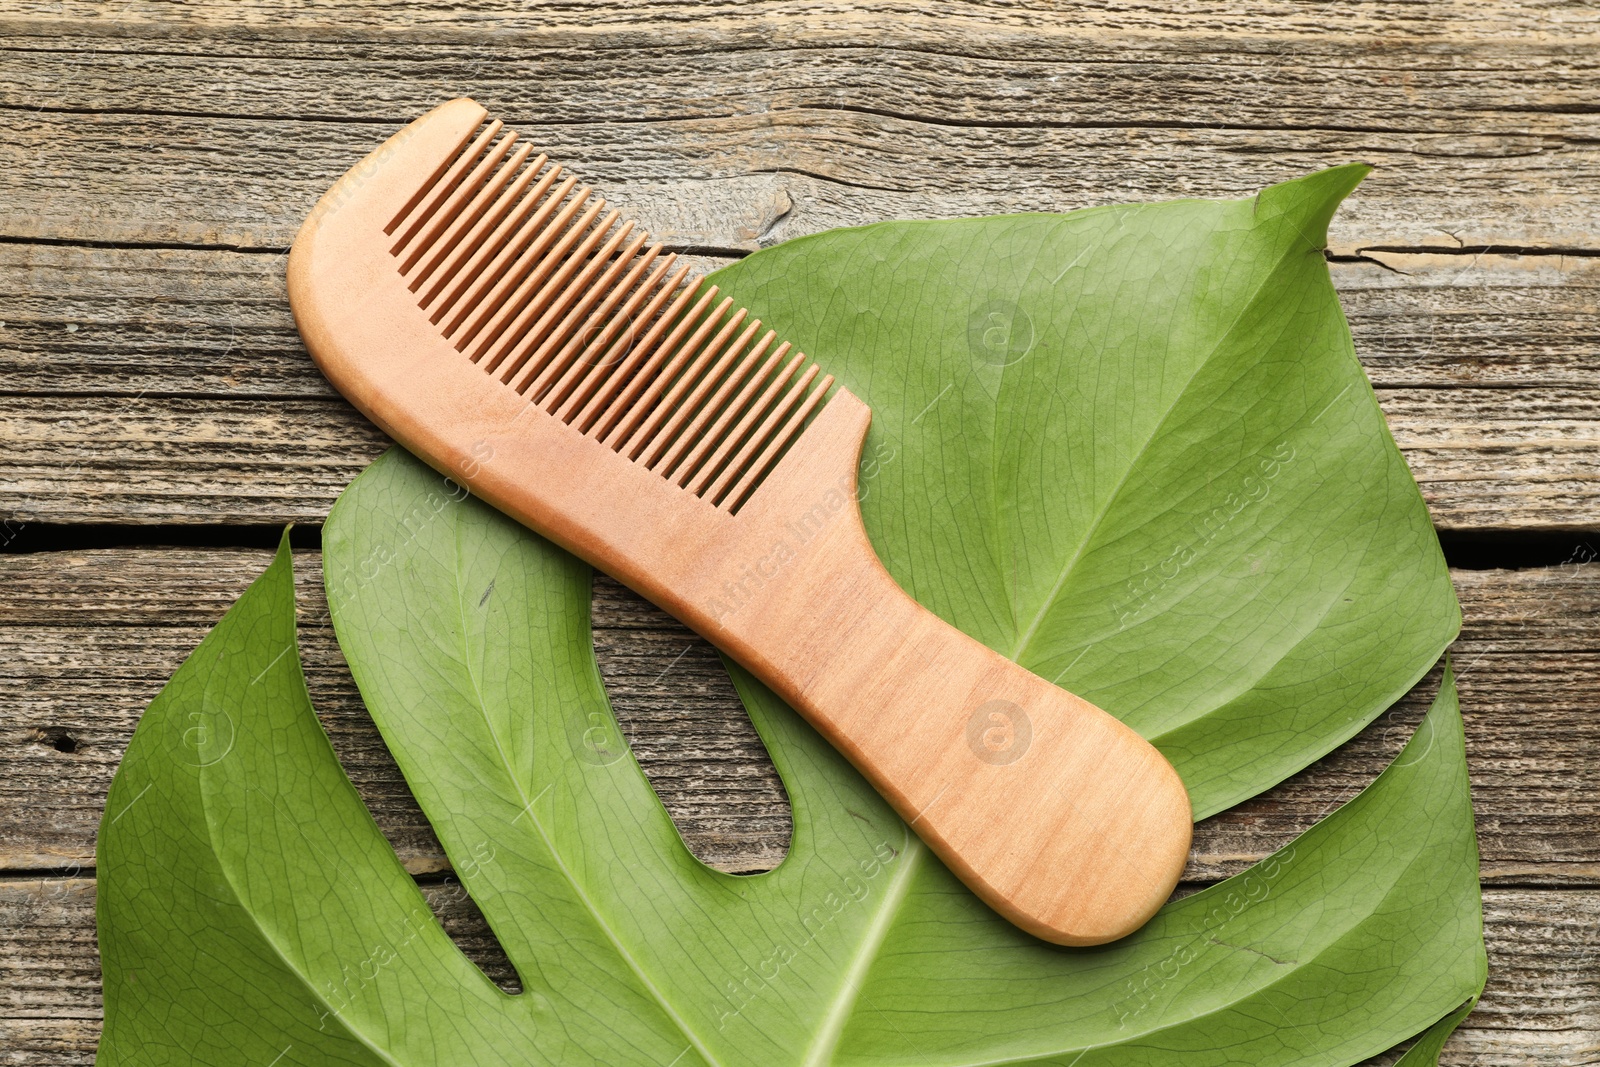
[1003,236,1299,667]
[447,526,724,1067]
[799,837,925,1067]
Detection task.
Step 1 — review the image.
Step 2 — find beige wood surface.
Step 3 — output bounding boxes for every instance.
[1,550,1596,883]
[1,551,1598,1063]
[4,246,1597,529]
[1,1,1596,1062]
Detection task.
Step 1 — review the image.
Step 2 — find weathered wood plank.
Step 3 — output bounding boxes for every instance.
[6,19,1597,148]
[0,552,792,877]
[1,3,1598,254]
[9,0,1600,38]
[9,245,1599,395]
[0,389,1581,529]
[3,877,1594,1066]
[1,547,1595,885]
[0,243,734,397]
[2,245,1596,530]
[5,106,1597,258]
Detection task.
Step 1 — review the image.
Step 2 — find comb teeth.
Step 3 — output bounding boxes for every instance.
[385,120,835,514]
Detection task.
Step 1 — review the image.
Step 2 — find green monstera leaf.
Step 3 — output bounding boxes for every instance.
[703,163,1458,818]
[96,168,1483,1065]
[95,497,1482,1066]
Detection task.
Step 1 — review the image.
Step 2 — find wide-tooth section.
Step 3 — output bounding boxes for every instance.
[565,262,694,432]
[386,119,836,513]
[537,244,670,412]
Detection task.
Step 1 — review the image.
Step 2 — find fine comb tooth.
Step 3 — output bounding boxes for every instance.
[593,283,719,445]
[517,232,655,403]
[662,328,779,485]
[436,171,577,336]
[567,261,693,432]
[708,361,823,506]
[388,116,836,512]
[419,152,551,312]
[684,341,795,495]
[718,368,833,512]
[484,206,625,379]
[461,190,601,360]
[382,117,484,240]
[407,142,535,293]
[639,315,762,471]
[614,295,737,458]
[399,130,519,276]
[627,305,750,463]
[389,120,503,255]
[701,353,812,502]
[538,242,670,413]
[497,215,636,389]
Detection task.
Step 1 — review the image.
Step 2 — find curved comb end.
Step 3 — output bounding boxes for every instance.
[291,97,488,273]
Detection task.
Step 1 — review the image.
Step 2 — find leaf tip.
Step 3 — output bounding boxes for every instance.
[1254,162,1374,249]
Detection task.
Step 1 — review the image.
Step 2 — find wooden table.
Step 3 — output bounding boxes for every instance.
[1,3,1596,1063]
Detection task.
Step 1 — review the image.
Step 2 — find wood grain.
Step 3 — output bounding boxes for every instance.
[2,548,1595,886]
[7,245,1594,397]
[1,6,1598,253]
[2,244,1596,530]
[1,0,1596,1058]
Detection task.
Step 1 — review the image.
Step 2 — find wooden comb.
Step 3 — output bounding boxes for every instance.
[287,98,1191,946]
